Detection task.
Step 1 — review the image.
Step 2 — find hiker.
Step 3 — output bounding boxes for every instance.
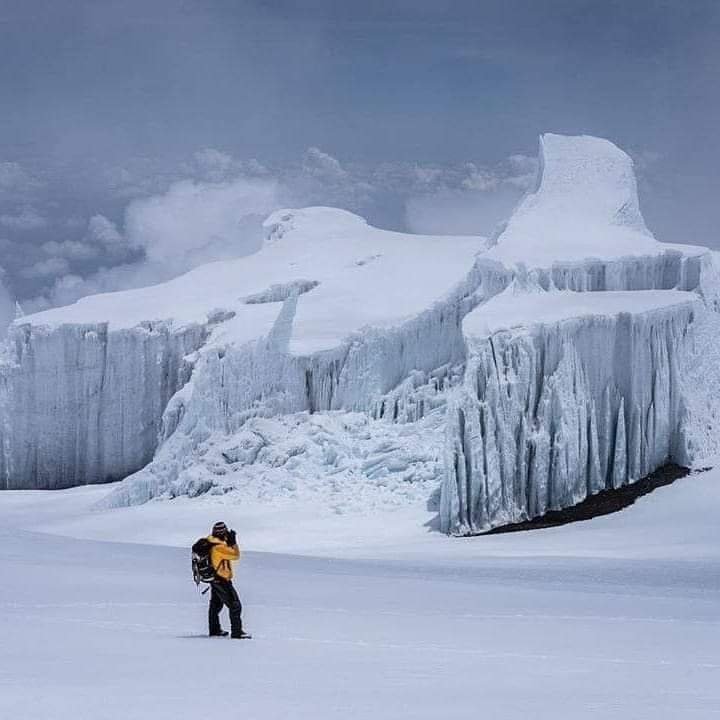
[206,521,250,639]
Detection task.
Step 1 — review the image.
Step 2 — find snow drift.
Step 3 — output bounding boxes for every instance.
[1,133,719,537]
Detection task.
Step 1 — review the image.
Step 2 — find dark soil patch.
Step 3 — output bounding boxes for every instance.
[483,463,692,535]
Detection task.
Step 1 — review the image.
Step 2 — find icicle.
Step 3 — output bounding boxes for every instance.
[586,401,603,495]
[612,398,628,489]
[628,404,642,482]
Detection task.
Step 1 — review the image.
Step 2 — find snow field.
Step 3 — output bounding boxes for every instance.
[2,468,720,719]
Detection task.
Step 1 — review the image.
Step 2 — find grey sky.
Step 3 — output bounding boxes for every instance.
[0,0,718,310]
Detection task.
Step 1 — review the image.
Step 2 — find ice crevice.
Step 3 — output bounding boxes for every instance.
[243,279,320,305]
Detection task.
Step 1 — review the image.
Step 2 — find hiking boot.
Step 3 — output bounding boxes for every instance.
[209,630,229,637]
[231,631,252,639]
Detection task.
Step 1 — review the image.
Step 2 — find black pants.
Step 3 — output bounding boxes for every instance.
[208,579,243,636]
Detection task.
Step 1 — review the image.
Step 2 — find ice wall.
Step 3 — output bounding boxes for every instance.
[1,133,717,506]
[99,261,509,507]
[677,301,720,465]
[0,321,206,489]
[439,291,698,534]
[0,207,486,494]
[436,133,716,533]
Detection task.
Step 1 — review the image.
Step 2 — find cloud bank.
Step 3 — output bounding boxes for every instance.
[5,145,538,316]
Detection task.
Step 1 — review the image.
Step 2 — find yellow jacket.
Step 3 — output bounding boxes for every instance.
[207,535,240,580]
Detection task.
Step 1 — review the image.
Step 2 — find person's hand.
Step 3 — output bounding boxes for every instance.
[227,529,237,546]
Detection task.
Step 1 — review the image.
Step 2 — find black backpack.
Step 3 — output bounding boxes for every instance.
[191,538,216,585]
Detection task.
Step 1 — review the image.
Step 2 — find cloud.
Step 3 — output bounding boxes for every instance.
[192,148,269,183]
[504,154,539,189]
[0,206,48,231]
[20,257,70,280]
[302,147,348,181]
[0,162,42,194]
[0,270,13,336]
[20,169,283,313]
[124,176,280,271]
[193,148,236,179]
[405,186,523,237]
[461,164,501,192]
[86,214,133,258]
[403,154,539,236]
[41,240,99,261]
[39,215,134,265]
[15,144,543,316]
[24,267,138,313]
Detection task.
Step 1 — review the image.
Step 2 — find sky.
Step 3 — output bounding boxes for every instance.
[0,0,718,318]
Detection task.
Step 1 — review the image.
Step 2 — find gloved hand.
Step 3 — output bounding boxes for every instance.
[226,529,237,546]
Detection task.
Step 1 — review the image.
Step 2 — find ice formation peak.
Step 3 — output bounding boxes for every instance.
[489,133,658,269]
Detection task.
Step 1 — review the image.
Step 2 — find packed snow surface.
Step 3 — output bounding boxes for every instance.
[466,285,698,335]
[22,207,482,344]
[2,467,720,719]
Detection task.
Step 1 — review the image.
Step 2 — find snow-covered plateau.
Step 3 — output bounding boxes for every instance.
[2,462,720,719]
[2,133,720,535]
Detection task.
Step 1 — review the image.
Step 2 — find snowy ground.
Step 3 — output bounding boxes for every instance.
[2,469,720,719]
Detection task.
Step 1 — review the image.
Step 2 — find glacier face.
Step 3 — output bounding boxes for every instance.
[0,208,485,493]
[0,321,206,490]
[97,260,506,508]
[1,133,720,535]
[439,290,698,534]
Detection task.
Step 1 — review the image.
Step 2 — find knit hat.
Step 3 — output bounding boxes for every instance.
[212,521,228,537]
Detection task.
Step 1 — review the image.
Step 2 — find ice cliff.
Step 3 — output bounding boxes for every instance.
[0,209,484,490]
[439,288,698,534]
[1,133,719,536]
[0,321,205,490]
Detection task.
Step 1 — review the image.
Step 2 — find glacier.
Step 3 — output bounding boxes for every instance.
[2,132,720,537]
[439,288,698,534]
[0,208,484,491]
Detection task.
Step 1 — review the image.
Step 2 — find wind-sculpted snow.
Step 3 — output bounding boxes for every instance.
[439,289,698,534]
[490,134,665,268]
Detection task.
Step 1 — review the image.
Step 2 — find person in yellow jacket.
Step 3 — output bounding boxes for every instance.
[207,521,250,639]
